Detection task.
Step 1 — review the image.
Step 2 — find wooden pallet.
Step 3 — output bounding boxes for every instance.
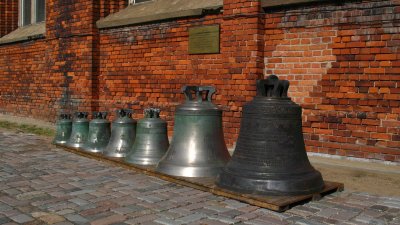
[56,144,344,212]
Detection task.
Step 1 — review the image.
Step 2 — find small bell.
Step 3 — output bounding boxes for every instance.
[65,112,89,149]
[53,113,72,145]
[82,112,111,153]
[103,109,137,158]
[125,108,169,166]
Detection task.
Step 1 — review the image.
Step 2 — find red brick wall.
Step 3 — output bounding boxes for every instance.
[0,0,398,161]
[0,41,50,119]
[264,0,400,161]
[97,0,263,146]
[0,0,18,37]
[98,15,231,141]
[0,0,127,120]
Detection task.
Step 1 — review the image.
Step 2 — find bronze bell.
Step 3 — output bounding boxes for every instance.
[103,109,137,158]
[65,112,89,149]
[82,112,111,153]
[53,113,72,145]
[216,75,324,196]
[125,108,169,166]
[156,86,231,177]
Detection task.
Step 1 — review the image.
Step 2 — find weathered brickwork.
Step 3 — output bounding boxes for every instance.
[264,0,400,161]
[0,40,50,119]
[0,0,398,161]
[0,0,18,37]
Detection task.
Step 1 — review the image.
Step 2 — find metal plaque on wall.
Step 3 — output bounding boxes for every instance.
[189,25,220,54]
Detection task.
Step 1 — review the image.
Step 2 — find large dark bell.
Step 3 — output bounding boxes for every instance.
[125,108,169,166]
[53,113,72,145]
[216,75,324,196]
[103,109,136,158]
[156,86,230,177]
[82,112,111,153]
[65,112,89,149]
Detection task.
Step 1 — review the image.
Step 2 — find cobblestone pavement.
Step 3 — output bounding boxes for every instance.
[0,130,399,225]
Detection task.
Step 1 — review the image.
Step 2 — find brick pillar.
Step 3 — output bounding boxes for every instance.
[221,0,264,146]
[45,0,101,115]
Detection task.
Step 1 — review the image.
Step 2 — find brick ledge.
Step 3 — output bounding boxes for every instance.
[97,0,222,29]
[0,22,45,45]
[261,0,332,8]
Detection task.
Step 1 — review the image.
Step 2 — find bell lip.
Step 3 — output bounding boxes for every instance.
[81,146,105,153]
[64,142,86,149]
[52,140,68,145]
[125,157,160,166]
[155,163,225,178]
[215,170,325,196]
[103,152,128,158]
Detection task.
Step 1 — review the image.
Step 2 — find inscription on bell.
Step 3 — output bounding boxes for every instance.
[189,25,220,54]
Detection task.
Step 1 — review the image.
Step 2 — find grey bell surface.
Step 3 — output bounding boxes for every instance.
[125,108,169,166]
[82,112,111,153]
[103,109,137,158]
[156,86,230,178]
[216,75,324,196]
[65,112,89,149]
[53,113,72,145]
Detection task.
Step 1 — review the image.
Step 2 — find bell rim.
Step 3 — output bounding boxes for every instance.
[155,163,226,178]
[216,169,325,196]
[103,152,127,158]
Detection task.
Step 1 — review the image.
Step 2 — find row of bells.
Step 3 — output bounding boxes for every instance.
[53,108,168,166]
[53,77,324,196]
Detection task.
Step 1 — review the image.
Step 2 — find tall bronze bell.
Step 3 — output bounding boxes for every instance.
[82,112,111,153]
[125,108,169,166]
[65,112,89,149]
[156,86,230,177]
[53,113,72,145]
[103,109,136,158]
[216,75,324,196]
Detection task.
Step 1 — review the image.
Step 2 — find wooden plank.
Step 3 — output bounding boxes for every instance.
[56,144,344,212]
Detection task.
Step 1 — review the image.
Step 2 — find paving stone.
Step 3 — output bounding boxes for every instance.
[0,217,12,224]
[207,214,240,224]
[9,214,34,223]
[64,213,89,223]
[53,222,75,225]
[124,214,158,224]
[176,213,206,223]
[0,130,399,225]
[91,214,128,225]
[68,198,89,206]
[154,216,183,225]
[188,218,231,225]
[234,212,259,221]
[295,219,326,225]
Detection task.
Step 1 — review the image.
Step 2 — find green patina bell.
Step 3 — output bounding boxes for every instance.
[103,109,137,158]
[125,108,169,166]
[82,112,111,153]
[65,112,89,149]
[53,113,72,145]
[156,86,231,177]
